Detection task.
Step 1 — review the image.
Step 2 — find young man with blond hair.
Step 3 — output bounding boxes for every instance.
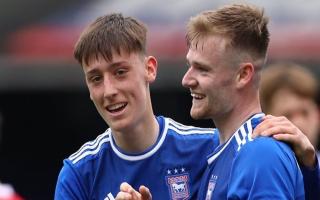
[183,4,304,199]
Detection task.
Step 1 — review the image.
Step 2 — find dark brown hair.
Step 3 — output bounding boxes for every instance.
[74,13,147,66]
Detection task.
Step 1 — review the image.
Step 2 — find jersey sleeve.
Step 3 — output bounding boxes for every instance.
[300,156,320,200]
[227,137,305,200]
[54,159,88,200]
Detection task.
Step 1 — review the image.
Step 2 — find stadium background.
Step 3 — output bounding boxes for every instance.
[0,0,320,199]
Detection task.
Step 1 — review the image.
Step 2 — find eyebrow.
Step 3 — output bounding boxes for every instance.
[85,61,129,75]
[188,60,209,68]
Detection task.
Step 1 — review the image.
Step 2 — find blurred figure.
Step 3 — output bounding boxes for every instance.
[0,182,24,200]
[260,62,320,162]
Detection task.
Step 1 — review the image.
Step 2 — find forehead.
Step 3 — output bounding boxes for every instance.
[83,51,142,70]
[186,35,229,63]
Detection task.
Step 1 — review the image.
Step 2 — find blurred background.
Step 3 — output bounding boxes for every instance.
[0,0,320,199]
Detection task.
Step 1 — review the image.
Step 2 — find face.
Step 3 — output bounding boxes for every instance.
[270,88,320,146]
[83,51,157,133]
[182,36,238,120]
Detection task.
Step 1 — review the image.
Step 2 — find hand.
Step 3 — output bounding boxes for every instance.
[252,115,316,168]
[115,182,152,200]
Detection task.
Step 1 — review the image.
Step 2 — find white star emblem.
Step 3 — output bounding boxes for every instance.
[174,168,178,174]
[167,169,172,175]
[181,167,185,172]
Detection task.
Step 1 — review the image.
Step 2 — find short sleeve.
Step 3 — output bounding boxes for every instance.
[54,159,88,200]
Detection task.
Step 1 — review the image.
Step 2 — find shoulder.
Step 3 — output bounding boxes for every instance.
[165,117,216,137]
[164,117,218,146]
[242,137,292,154]
[67,129,112,166]
[237,137,296,168]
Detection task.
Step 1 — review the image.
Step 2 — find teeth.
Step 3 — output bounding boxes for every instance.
[191,93,204,99]
[107,103,126,111]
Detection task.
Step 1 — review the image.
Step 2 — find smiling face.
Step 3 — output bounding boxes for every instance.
[182,36,238,121]
[83,51,157,133]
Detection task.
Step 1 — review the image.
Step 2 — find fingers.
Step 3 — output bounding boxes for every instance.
[120,182,133,192]
[139,185,152,200]
[116,191,134,200]
[252,115,295,138]
[272,133,298,143]
[116,182,141,200]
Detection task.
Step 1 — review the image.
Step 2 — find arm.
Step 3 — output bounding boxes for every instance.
[115,182,152,200]
[54,160,88,200]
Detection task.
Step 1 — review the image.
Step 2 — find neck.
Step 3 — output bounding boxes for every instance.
[214,92,261,144]
[112,102,159,153]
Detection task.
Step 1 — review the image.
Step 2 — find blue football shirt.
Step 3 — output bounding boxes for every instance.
[198,113,305,200]
[54,116,218,200]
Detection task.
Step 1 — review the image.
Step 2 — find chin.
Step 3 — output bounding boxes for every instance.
[190,111,204,120]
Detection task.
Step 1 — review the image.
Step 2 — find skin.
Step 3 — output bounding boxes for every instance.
[83,51,159,153]
[116,183,152,200]
[182,35,260,143]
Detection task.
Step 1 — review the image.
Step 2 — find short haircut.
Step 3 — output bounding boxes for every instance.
[74,13,147,66]
[260,63,318,113]
[186,3,269,61]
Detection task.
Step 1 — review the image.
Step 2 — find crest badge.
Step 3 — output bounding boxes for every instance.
[166,169,190,200]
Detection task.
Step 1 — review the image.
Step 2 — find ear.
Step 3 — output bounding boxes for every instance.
[145,56,158,83]
[236,62,254,89]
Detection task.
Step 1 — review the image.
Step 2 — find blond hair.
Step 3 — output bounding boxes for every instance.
[186,3,269,61]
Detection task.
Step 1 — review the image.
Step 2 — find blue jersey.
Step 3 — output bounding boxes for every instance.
[198,113,305,200]
[54,116,218,200]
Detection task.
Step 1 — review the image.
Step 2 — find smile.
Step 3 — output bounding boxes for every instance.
[191,93,205,100]
[106,102,127,113]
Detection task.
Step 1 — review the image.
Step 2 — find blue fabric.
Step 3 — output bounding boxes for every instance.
[198,113,305,200]
[301,155,320,200]
[54,116,218,200]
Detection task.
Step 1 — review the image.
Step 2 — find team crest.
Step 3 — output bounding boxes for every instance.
[166,169,190,200]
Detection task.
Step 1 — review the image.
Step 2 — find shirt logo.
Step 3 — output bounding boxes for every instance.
[104,192,115,200]
[166,168,190,200]
[205,175,218,200]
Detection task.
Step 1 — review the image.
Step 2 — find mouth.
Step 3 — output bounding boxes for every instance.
[191,92,205,100]
[106,102,128,113]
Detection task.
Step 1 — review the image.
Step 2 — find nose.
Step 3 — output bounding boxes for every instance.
[182,68,197,88]
[103,75,117,98]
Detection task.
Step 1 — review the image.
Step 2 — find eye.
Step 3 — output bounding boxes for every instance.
[196,65,209,73]
[115,68,128,76]
[89,75,102,83]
